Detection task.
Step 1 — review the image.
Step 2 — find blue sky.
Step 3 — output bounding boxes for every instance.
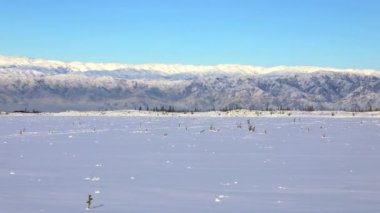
[0,0,379,69]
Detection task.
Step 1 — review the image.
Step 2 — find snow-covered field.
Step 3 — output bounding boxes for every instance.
[1,114,380,212]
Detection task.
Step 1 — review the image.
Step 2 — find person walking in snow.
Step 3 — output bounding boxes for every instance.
[86,194,93,209]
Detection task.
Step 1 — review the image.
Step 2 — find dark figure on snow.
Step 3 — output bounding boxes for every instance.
[86,194,93,209]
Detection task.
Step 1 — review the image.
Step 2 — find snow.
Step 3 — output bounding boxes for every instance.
[1,114,380,212]
[1,55,379,76]
[8,109,379,118]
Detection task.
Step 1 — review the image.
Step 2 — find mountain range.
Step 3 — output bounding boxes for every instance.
[0,55,379,112]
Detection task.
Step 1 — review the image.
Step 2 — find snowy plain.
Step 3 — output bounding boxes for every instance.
[1,112,380,213]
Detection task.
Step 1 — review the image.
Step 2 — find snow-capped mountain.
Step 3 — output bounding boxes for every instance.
[0,55,379,112]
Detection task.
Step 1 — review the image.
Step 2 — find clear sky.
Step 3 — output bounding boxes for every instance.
[0,0,379,69]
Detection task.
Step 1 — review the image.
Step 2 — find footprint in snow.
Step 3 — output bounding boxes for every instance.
[165,160,173,164]
[220,182,231,186]
[84,177,101,181]
[220,180,238,186]
[277,186,288,190]
[214,194,229,203]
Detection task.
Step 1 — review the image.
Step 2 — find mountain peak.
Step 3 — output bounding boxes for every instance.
[1,55,379,78]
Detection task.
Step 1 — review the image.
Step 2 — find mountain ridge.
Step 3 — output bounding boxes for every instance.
[0,55,379,112]
[1,55,379,78]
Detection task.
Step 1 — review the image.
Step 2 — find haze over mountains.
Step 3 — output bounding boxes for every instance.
[0,55,379,112]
